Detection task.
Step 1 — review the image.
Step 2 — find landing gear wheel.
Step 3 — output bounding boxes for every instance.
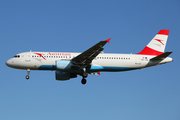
[26,75,30,80]
[81,78,87,85]
[26,69,30,80]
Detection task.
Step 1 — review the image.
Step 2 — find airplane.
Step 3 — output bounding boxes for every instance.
[6,30,173,84]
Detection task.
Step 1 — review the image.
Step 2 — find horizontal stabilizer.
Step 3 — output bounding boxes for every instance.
[150,51,172,61]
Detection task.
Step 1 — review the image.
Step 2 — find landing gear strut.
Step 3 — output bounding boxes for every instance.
[81,68,88,85]
[83,72,88,78]
[26,69,30,80]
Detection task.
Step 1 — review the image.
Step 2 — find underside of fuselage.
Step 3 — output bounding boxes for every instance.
[38,65,137,73]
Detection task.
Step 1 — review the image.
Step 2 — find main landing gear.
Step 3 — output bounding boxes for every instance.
[81,70,88,85]
[26,69,30,80]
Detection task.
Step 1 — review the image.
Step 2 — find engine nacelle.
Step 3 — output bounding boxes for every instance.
[56,60,71,71]
[55,71,77,81]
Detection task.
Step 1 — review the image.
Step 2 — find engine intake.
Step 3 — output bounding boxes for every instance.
[56,60,71,71]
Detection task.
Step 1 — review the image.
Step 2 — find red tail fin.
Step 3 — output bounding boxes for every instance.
[137,30,169,56]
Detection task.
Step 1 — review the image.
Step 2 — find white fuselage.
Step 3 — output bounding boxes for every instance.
[6,52,173,73]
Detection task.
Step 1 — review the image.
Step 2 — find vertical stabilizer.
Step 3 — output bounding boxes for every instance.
[137,30,169,56]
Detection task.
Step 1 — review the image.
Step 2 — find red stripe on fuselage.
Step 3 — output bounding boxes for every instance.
[137,46,163,56]
[34,53,46,60]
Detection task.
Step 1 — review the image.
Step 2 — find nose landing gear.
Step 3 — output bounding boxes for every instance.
[26,69,30,80]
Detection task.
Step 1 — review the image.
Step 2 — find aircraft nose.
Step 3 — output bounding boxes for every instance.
[6,59,12,67]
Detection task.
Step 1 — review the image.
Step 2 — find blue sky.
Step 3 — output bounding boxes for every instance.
[0,0,180,120]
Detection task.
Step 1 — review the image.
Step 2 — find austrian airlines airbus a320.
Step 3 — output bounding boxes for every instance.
[6,30,173,84]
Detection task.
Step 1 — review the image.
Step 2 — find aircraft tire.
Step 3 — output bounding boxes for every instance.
[81,78,87,85]
[26,75,30,80]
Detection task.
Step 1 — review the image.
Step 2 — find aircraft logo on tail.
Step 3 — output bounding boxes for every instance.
[155,39,164,45]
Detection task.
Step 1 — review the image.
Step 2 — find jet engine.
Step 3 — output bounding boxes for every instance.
[55,71,77,81]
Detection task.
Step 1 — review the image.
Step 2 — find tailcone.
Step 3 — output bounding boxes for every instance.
[160,57,173,64]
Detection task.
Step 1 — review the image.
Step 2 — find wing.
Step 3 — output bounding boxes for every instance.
[72,38,111,67]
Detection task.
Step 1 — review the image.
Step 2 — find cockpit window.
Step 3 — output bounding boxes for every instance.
[14,55,20,58]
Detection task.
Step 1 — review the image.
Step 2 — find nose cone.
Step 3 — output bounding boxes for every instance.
[6,58,20,69]
[6,59,12,67]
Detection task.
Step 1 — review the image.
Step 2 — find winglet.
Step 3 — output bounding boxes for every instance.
[106,38,111,43]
